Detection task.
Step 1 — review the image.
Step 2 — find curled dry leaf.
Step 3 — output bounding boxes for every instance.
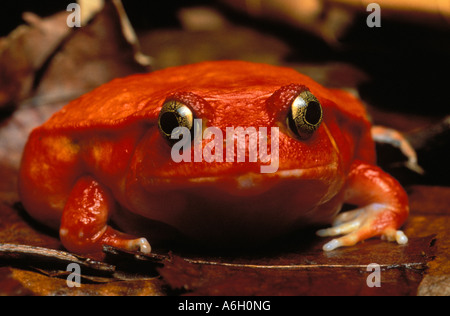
[0,243,163,285]
[0,243,115,274]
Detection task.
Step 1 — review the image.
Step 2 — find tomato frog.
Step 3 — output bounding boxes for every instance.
[19,61,412,255]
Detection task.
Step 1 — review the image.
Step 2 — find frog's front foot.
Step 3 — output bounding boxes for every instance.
[60,176,152,255]
[316,203,408,251]
[316,161,409,251]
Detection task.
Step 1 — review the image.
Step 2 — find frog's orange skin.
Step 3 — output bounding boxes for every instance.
[18,61,409,254]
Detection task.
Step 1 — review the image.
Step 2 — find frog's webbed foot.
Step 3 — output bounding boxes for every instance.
[316,161,409,251]
[60,176,151,255]
[316,203,408,251]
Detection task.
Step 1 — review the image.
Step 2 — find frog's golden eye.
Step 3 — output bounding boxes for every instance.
[287,91,323,140]
[158,100,194,141]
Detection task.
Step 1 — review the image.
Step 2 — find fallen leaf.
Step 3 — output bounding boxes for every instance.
[0,11,70,111]
[158,235,435,295]
[0,0,151,171]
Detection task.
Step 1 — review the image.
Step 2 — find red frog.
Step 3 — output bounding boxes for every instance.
[19,61,410,255]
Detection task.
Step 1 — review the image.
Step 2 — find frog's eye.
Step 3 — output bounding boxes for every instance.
[287,91,323,140]
[158,100,194,142]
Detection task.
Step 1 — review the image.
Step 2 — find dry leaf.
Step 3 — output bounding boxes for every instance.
[0,11,71,110]
[0,0,151,171]
[158,235,435,295]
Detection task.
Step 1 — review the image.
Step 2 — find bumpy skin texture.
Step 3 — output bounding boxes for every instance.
[18,61,409,254]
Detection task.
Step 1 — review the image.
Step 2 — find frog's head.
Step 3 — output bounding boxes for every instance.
[137,66,346,194]
[154,84,336,180]
[131,62,350,241]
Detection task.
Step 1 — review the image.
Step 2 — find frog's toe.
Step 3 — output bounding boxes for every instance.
[127,237,152,254]
[321,232,368,251]
[381,229,408,245]
[316,203,409,251]
[317,220,366,251]
[316,205,370,238]
[321,229,408,251]
[331,209,362,226]
[316,218,362,237]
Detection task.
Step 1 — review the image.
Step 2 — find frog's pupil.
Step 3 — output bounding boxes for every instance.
[305,101,321,125]
[160,112,180,136]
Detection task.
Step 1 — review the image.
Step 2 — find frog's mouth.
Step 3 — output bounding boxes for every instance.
[142,159,342,202]
[185,160,342,199]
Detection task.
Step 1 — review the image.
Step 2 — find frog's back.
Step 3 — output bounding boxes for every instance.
[35,61,368,133]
